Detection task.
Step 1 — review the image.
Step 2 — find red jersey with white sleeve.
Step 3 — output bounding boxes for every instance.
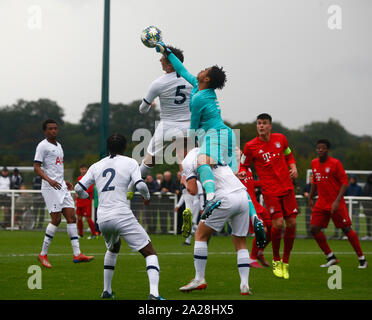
[239,168,261,209]
[76,175,93,207]
[311,156,349,211]
[240,133,295,196]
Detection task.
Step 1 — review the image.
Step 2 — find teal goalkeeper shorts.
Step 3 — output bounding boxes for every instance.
[197,126,237,173]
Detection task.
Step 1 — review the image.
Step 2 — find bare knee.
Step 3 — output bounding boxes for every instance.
[110,239,121,254]
[50,213,61,226]
[310,225,321,235]
[272,218,284,230]
[139,242,157,258]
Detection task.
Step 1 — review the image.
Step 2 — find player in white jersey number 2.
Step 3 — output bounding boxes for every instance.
[128,47,192,199]
[74,134,164,300]
[179,148,265,296]
[34,119,94,269]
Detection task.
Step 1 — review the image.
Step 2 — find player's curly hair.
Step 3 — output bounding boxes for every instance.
[317,139,331,149]
[208,65,227,90]
[165,46,184,63]
[107,133,127,157]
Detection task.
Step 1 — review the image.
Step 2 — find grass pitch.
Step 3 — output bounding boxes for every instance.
[0,231,371,300]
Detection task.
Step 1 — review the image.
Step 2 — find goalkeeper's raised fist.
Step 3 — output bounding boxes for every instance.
[155,41,171,56]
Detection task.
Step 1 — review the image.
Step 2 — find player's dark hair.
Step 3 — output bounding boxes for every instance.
[207,65,227,90]
[257,113,272,123]
[107,133,127,157]
[42,119,58,131]
[166,46,184,63]
[316,139,331,149]
[80,164,88,169]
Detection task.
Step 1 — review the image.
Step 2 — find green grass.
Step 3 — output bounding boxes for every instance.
[0,231,371,300]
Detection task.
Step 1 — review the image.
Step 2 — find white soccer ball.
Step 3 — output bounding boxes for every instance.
[141,26,162,48]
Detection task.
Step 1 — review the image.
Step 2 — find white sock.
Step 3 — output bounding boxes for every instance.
[206,193,215,201]
[237,249,250,288]
[146,255,160,297]
[194,241,208,281]
[67,223,81,256]
[40,223,58,255]
[185,235,192,244]
[140,160,152,178]
[327,252,335,259]
[104,250,118,294]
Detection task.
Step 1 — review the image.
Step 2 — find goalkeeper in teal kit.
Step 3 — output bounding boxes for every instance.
[155,42,237,218]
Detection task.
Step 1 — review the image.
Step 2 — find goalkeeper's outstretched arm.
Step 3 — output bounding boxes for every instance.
[156,42,198,87]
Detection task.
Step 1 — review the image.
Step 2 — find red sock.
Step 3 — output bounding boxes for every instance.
[87,218,97,235]
[271,227,282,261]
[283,226,296,263]
[345,229,364,257]
[250,239,259,260]
[313,231,332,256]
[77,219,83,237]
[265,225,272,246]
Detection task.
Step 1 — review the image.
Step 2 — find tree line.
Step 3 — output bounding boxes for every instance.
[1,98,371,187]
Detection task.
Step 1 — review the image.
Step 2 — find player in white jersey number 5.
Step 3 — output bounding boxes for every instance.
[34,119,94,269]
[128,47,192,200]
[74,134,164,300]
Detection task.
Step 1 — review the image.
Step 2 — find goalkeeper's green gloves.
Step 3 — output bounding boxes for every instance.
[155,41,171,57]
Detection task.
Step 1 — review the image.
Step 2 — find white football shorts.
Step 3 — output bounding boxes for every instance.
[147,120,192,157]
[41,188,75,213]
[99,215,151,252]
[203,189,250,237]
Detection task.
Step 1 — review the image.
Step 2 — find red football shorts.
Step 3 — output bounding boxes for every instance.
[263,189,298,220]
[76,205,92,218]
[311,205,352,229]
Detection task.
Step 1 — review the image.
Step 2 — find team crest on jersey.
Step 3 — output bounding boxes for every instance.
[275,142,281,148]
[258,149,264,154]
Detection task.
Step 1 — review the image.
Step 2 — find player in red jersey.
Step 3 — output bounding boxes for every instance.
[308,139,368,269]
[76,164,98,239]
[239,113,298,279]
[236,148,271,268]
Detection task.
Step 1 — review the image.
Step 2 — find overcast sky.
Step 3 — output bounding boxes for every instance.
[0,0,371,136]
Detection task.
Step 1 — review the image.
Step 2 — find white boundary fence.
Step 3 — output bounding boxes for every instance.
[0,189,179,234]
[1,189,371,236]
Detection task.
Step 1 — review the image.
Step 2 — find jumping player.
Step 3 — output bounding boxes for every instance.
[239,113,298,279]
[155,42,237,218]
[34,119,94,268]
[74,133,165,299]
[127,46,192,199]
[308,139,368,269]
[179,148,264,295]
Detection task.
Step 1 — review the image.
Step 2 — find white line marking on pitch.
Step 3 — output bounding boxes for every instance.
[0,251,371,257]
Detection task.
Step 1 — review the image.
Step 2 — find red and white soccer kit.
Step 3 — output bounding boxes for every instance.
[240,133,298,220]
[310,157,351,229]
[239,168,271,233]
[76,175,94,217]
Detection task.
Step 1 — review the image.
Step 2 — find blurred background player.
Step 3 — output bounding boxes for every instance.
[34,119,94,268]
[0,167,11,228]
[179,148,264,295]
[76,164,98,239]
[176,177,204,245]
[74,133,164,300]
[239,113,298,279]
[308,139,368,269]
[155,42,237,218]
[236,148,271,268]
[127,46,192,199]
